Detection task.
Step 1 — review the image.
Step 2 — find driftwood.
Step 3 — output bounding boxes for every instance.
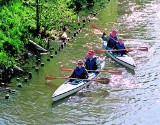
[28,39,48,53]
[59,32,68,41]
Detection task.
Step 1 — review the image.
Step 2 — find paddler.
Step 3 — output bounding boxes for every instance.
[102,29,118,48]
[69,60,88,81]
[85,50,100,73]
[113,38,128,56]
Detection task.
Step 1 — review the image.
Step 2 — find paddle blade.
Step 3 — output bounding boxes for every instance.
[60,68,73,72]
[138,47,148,51]
[94,49,106,54]
[107,70,122,75]
[90,22,99,29]
[127,49,134,52]
[45,75,54,81]
[96,78,110,84]
[128,47,148,52]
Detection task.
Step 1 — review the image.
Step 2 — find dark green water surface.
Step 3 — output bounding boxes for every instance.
[1,0,160,124]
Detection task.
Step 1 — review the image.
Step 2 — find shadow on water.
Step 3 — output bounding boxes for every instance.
[127,68,135,75]
[110,62,136,75]
[108,62,136,75]
[51,90,91,107]
[51,92,81,107]
[51,97,69,107]
[51,84,110,107]
[123,67,135,75]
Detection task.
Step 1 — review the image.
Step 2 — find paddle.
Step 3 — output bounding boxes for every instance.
[45,75,110,84]
[60,68,122,75]
[90,22,118,41]
[94,47,148,54]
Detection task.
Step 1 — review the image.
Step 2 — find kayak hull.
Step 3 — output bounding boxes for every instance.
[51,61,105,101]
[102,41,136,70]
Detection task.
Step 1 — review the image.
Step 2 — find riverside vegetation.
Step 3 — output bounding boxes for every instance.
[0,0,110,85]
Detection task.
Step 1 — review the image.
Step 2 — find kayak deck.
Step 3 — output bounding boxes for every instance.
[51,61,105,102]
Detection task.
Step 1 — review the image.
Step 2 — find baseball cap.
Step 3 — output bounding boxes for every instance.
[88,50,94,55]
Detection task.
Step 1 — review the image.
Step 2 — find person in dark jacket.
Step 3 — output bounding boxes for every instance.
[85,50,100,72]
[101,32,110,42]
[107,29,118,48]
[69,60,88,81]
[113,38,128,56]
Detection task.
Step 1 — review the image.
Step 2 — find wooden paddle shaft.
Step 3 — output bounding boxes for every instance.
[45,75,110,84]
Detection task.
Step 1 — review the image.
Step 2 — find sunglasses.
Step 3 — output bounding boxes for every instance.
[78,63,83,65]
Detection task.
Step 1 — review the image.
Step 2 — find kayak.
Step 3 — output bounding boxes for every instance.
[51,61,105,102]
[102,41,136,70]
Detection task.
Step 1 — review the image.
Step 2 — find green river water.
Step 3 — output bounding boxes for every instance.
[1,0,160,124]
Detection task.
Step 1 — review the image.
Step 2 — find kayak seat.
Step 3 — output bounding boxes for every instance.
[70,80,80,85]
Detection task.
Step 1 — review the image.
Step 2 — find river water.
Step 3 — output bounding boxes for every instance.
[1,0,160,125]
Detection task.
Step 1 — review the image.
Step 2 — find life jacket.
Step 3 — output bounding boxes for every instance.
[85,57,98,70]
[116,42,125,49]
[115,42,125,55]
[107,34,118,48]
[74,67,85,78]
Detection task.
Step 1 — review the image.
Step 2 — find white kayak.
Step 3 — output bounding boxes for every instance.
[51,61,105,102]
[102,41,136,70]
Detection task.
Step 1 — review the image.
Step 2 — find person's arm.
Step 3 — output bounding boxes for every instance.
[102,35,110,42]
[114,37,118,48]
[96,58,101,70]
[124,46,128,54]
[113,45,118,49]
[84,69,89,79]
[69,69,76,78]
[84,59,88,70]
[101,34,105,40]
[105,35,110,42]
[107,37,111,47]
[115,36,118,42]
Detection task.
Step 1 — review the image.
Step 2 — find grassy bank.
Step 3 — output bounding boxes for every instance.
[0,0,111,84]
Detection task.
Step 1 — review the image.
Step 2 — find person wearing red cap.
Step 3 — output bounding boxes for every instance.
[85,50,100,72]
[69,60,88,81]
[102,29,118,48]
[101,32,110,42]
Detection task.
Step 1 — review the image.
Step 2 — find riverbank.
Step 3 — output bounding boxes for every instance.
[0,0,116,99]
[0,0,110,86]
